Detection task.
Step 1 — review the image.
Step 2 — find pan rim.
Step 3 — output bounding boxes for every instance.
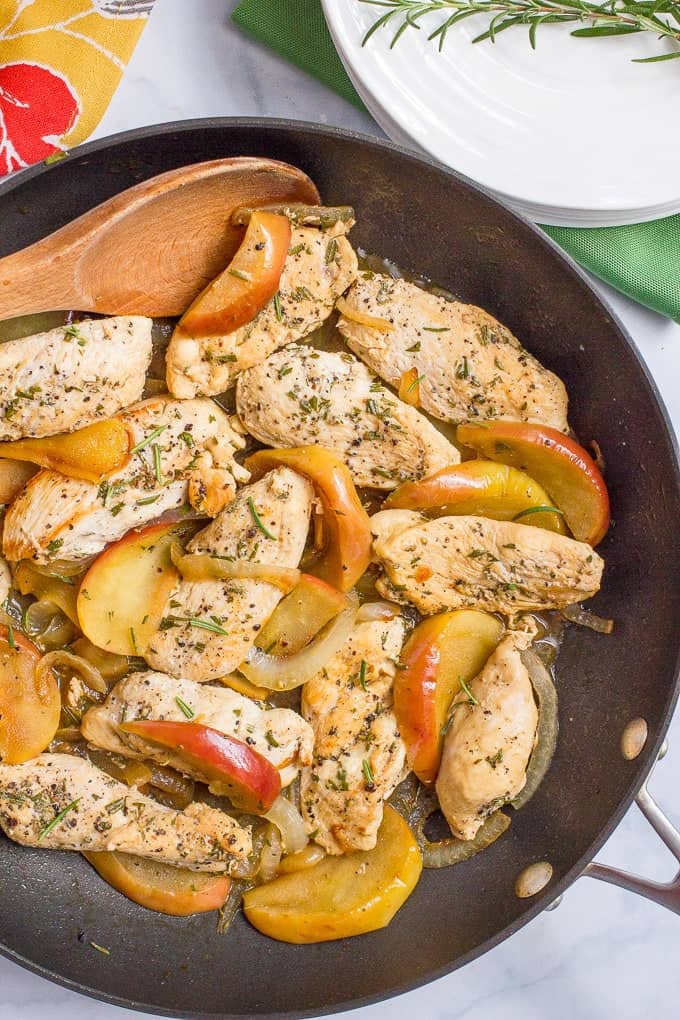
[0,116,679,1020]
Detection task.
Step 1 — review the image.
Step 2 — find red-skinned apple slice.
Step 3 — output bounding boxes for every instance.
[457,421,610,545]
[246,446,372,592]
[121,720,281,813]
[84,851,231,916]
[0,625,60,764]
[394,610,503,785]
[384,460,567,534]
[77,521,194,656]
[176,210,291,337]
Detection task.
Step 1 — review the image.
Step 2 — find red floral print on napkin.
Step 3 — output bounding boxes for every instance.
[0,62,79,174]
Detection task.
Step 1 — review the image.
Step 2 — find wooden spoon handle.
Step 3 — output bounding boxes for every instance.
[0,240,85,318]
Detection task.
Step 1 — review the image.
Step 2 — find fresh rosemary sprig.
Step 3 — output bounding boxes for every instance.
[360,0,680,63]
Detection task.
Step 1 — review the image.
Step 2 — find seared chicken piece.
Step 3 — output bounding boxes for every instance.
[166,224,358,398]
[82,670,314,788]
[3,396,248,564]
[0,317,153,440]
[371,510,603,615]
[300,617,407,855]
[338,275,568,432]
[436,632,538,840]
[236,345,459,489]
[146,467,313,682]
[0,754,250,872]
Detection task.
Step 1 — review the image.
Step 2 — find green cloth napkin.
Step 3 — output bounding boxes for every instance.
[233,0,680,322]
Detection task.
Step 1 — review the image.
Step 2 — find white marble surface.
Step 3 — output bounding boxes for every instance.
[1,1,679,1017]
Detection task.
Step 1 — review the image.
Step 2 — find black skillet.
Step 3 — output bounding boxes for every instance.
[0,119,679,1018]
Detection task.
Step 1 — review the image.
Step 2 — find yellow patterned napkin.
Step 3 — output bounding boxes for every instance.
[0,0,155,174]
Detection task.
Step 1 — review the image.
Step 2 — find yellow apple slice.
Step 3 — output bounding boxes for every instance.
[77,521,185,656]
[243,806,422,943]
[84,851,231,915]
[0,418,130,483]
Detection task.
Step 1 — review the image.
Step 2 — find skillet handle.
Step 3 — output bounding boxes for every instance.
[582,742,680,914]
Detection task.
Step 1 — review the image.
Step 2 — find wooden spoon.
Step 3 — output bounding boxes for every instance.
[0,157,320,319]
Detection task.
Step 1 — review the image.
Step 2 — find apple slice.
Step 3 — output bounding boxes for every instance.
[0,418,130,483]
[394,610,503,785]
[0,459,38,504]
[255,574,347,656]
[77,521,187,656]
[121,720,281,813]
[384,460,567,534]
[84,851,231,915]
[246,446,372,592]
[0,626,60,764]
[177,210,291,337]
[243,805,422,943]
[457,421,609,545]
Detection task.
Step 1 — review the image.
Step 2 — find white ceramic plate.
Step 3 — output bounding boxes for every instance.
[322,0,680,226]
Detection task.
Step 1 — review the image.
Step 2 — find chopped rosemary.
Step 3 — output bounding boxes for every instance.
[90,942,110,956]
[6,623,15,650]
[422,326,450,332]
[459,676,479,705]
[129,627,138,654]
[164,615,229,636]
[105,798,125,814]
[407,373,426,393]
[130,424,167,455]
[229,268,251,281]
[325,238,338,264]
[38,799,80,841]
[248,497,276,540]
[179,431,195,448]
[176,696,195,719]
[152,443,163,486]
[273,292,283,322]
[359,659,368,691]
[362,759,375,788]
[136,494,161,506]
[265,729,280,748]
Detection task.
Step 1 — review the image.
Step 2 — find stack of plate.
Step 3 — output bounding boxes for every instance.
[322,1,680,226]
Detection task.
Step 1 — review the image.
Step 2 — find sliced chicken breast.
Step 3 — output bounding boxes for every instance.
[338,275,569,432]
[0,317,153,440]
[436,631,538,840]
[3,396,248,564]
[371,509,604,615]
[0,753,250,872]
[236,345,459,489]
[300,617,407,855]
[82,670,314,788]
[166,225,358,398]
[145,467,313,682]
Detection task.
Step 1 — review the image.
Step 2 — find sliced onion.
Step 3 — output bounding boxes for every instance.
[239,591,358,691]
[258,822,283,882]
[37,649,108,695]
[278,844,326,874]
[170,542,300,592]
[356,600,399,623]
[390,774,510,868]
[512,650,559,811]
[264,794,308,854]
[70,637,129,682]
[562,603,614,634]
[22,600,76,651]
[335,296,392,333]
